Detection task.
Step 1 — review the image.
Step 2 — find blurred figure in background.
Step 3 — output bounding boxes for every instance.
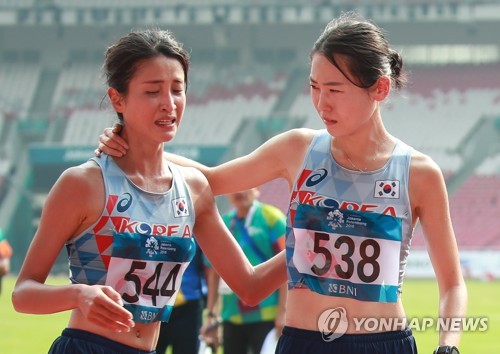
[202,188,286,354]
[156,240,209,354]
[0,226,13,296]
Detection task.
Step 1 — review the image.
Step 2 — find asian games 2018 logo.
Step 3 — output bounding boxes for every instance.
[327,209,344,230]
[145,236,159,257]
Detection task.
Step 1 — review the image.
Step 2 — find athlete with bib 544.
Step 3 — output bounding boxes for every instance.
[12,29,285,354]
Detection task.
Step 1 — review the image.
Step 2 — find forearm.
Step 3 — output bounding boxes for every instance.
[205,268,220,314]
[12,280,83,314]
[242,250,287,306]
[438,283,468,346]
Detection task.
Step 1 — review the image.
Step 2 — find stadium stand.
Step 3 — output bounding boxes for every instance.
[62,109,114,146]
[55,62,287,146]
[0,63,41,120]
[1,1,499,273]
[179,65,286,145]
[51,62,104,118]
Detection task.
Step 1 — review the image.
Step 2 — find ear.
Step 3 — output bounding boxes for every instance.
[108,87,124,113]
[372,76,390,101]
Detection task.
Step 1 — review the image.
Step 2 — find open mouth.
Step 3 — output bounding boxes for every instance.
[322,118,337,124]
[155,119,176,126]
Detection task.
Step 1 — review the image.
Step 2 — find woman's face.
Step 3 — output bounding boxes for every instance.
[113,55,186,144]
[309,53,380,138]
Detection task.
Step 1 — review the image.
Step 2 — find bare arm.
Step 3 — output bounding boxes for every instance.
[97,126,315,196]
[185,167,287,305]
[200,266,221,350]
[192,128,313,195]
[203,267,220,319]
[12,164,134,332]
[410,153,467,347]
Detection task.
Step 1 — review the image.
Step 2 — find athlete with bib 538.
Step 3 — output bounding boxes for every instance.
[96,12,467,354]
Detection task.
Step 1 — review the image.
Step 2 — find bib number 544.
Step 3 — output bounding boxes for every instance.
[121,260,181,306]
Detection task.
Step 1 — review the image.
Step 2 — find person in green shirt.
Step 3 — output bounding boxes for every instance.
[202,188,286,354]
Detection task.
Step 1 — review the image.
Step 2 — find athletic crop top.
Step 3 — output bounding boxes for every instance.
[66,154,196,323]
[286,130,414,303]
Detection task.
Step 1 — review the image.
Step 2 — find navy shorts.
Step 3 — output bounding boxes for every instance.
[48,328,156,354]
[276,326,417,354]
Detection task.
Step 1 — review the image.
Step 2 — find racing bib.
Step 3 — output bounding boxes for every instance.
[106,232,196,323]
[292,204,402,302]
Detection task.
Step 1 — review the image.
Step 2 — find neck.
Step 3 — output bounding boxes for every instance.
[332,131,395,172]
[116,129,166,176]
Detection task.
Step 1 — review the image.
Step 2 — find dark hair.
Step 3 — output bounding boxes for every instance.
[103,29,190,121]
[311,11,407,91]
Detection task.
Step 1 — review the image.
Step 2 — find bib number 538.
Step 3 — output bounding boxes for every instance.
[311,232,381,283]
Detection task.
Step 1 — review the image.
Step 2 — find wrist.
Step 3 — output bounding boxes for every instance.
[433,345,460,354]
[204,309,218,319]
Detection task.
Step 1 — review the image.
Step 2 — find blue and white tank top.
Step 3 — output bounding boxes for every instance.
[286,130,414,303]
[66,153,196,323]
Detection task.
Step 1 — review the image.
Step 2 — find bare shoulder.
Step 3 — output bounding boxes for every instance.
[168,161,210,198]
[50,161,105,212]
[56,161,101,189]
[273,127,318,177]
[273,127,316,148]
[409,149,447,211]
[409,149,444,185]
[174,164,209,188]
[42,161,105,235]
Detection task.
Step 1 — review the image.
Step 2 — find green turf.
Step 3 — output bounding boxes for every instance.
[1,275,498,353]
[402,279,500,352]
[0,275,70,353]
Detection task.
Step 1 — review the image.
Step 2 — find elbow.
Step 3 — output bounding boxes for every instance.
[11,287,25,313]
[239,292,261,307]
[227,275,265,306]
[225,282,260,306]
[11,282,35,314]
[243,299,260,307]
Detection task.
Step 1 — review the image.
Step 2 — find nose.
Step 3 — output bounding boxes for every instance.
[160,93,175,112]
[316,90,331,113]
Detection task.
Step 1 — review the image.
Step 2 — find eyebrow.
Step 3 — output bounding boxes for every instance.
[309,77,343,86]
[141,79,185,84]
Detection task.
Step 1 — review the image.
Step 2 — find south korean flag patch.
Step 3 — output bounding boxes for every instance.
[374,180,400,199]
[172,197,190,217]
